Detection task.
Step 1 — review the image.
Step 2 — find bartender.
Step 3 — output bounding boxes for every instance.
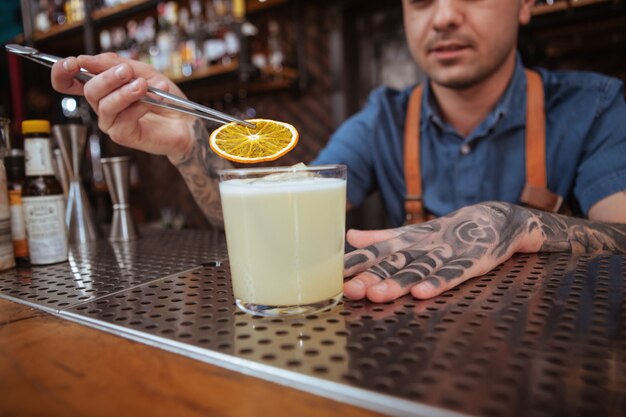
[50,0,626,303]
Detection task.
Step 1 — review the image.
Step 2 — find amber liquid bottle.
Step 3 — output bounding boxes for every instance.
[4,149,29,265]
[21,120,68,265]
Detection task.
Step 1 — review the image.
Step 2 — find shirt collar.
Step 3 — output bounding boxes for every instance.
[422,54,527,142]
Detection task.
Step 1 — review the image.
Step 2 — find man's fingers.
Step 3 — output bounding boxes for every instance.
[51,58,85,95]
[103,101,151,149]
[344,271,414,303]
[146,80,170,102]
[343,248,433,301]
[366,278,412,303]
[346,228,399,248]
[76,53,131,75]
[343,231,431,277]
[77,53,158,79]
[97,77,148,133]
[410,257,493,299]
[345,250,489,303]
[343,274,382,300]
[359,250,439,302]
[83,62,142,114]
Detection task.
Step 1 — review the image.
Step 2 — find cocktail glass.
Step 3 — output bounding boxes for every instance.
[218,165,347,317]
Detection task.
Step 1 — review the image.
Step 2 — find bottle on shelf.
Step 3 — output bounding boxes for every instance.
[99,28,112,53]
[21,120,68,266]
[124,20,141,61]
[34,0,52,32]
[136,17,155,67]
[111,26,130,59]
[4,150,29,266]
[156,1,182,77]
[179,7,196,77]
[189,0,207,70]
[222,22,240,66]
[51,0,67,25]
[64,0,85,24]
[213,0,231,23]
[267,20,284,73]
[0,118,17,271]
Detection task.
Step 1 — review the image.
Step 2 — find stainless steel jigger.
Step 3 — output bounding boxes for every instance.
[101,156,139,242]
[52,124,100,244]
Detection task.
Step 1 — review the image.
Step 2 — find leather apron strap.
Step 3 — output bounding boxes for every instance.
[519,70,563,212]
[403,85,427,224]
[403,69,562,225]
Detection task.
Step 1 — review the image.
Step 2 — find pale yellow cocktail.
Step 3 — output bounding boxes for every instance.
[219,165,346,316]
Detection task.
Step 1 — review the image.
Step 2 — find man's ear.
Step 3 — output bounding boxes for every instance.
[519,0,535,25]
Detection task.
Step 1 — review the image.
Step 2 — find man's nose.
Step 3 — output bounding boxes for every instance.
[432,0,464,31]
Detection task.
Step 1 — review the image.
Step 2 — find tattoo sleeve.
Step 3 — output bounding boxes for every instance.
[528,207,626,254]
[172,120,232,229]
[344,201,626,293]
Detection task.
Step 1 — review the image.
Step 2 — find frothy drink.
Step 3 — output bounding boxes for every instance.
[219,166,346,316]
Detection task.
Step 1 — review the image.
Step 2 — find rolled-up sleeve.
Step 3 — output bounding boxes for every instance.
[574,81,626,215]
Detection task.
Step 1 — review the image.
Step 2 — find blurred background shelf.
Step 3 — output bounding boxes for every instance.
[31,18,83,41]
[532,1,569,15]
[531,0,616,15]
[170,60,239,84]
[91,0,155,21]
[246,0,290,14]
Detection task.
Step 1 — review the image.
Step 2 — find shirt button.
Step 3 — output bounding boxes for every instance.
[460,144,471,155]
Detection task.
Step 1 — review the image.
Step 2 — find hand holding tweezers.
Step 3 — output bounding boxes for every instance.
[5,44,256,128]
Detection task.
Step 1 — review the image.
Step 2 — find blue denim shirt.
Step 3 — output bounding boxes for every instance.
[313,57,626,227]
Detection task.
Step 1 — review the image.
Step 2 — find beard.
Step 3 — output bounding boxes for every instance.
[420,34,516,90]
[429,63,500,90]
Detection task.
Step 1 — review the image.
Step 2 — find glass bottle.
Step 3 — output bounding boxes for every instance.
[0,118,16,271]
[4,149,29,266]
[268,20,284,73]
[21,120,68,265]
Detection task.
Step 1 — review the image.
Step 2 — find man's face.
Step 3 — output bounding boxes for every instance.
[402,0,533,89]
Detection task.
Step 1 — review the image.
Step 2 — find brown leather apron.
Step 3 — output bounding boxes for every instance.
[403,69,564,224]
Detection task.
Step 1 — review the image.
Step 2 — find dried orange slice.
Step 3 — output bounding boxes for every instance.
[209,118,299,163]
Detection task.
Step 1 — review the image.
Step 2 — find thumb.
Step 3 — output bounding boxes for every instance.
[346,228,399,249]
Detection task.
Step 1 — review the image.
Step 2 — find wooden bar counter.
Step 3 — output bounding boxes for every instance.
[0,299,382,417]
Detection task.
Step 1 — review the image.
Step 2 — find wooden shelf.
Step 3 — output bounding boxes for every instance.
[531,0,612,15]
[570,0,611,8]
[170,60,240,84]
[177,65,299,102]
[245,75,296,94]
[91,0,154,21]
[32,19,83,42]
[532,1,569,15]
[20,0,300,99]
[246,0,290,14]
[28,0,155,42]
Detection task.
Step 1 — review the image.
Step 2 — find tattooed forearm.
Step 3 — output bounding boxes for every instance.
[173,120,232,229]
[526,208,626,254]
[343,200,626,301]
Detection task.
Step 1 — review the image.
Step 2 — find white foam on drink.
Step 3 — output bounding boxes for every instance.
[220,177,345,195]
[220,173,346,306]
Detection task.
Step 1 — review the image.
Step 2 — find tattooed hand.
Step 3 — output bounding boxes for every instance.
[343,201,626,302]
[51,53,195,163]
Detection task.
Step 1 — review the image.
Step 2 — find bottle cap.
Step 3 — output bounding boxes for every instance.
[22,120,51,135]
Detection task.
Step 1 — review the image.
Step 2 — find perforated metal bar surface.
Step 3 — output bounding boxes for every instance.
[0,231,623,416]
[53,250,625,417]
[0,230,227,312]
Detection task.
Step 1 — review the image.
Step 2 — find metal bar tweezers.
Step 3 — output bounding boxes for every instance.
[5,44,256,128]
